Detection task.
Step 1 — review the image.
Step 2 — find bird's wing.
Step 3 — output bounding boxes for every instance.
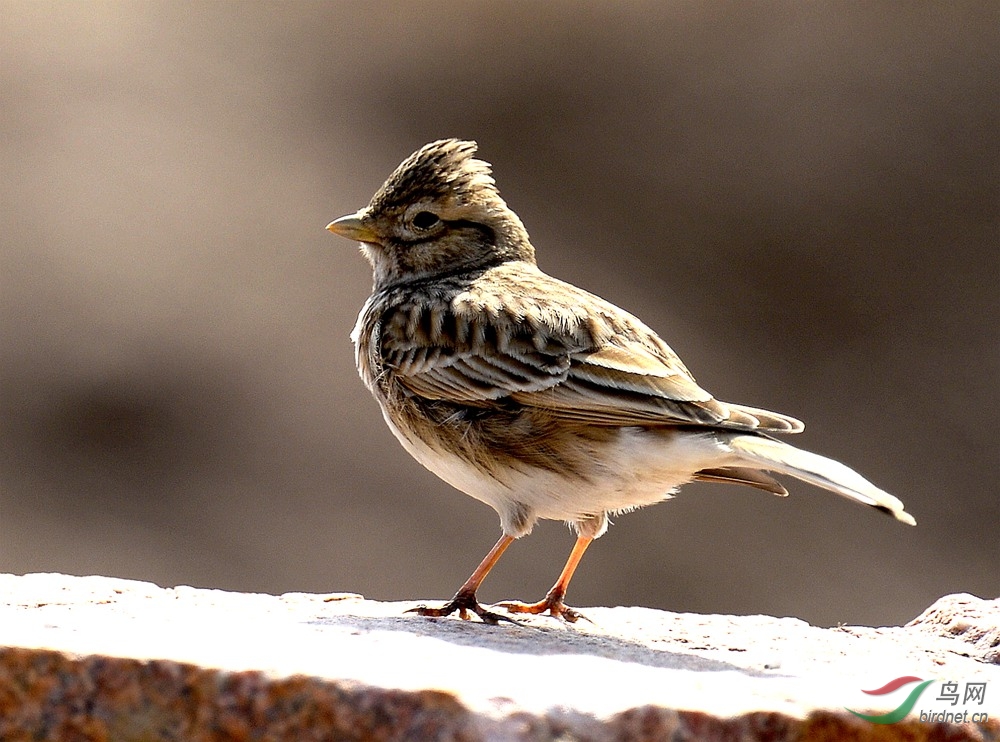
[379,270,801,433]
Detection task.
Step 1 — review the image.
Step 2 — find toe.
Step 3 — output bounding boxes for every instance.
[406,596,523,624]
[498,599,586,623]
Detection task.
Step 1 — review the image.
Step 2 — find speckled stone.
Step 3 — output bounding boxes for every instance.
[0,574,997,741]
[0,648,474,741]
[908,593,1000,665]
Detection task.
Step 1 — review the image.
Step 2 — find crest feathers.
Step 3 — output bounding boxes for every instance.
[369,139,499,213]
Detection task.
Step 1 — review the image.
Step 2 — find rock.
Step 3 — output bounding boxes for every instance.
[0,573,997,740]
[907,593,1000,665]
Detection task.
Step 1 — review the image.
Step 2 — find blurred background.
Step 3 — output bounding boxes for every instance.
[2,2,997,628]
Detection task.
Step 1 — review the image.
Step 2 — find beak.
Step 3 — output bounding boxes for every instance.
[326,211,379,243]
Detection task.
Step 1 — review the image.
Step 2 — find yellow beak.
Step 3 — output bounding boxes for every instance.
[326,212,380,243]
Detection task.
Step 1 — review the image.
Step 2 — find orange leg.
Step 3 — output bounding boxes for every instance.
[498,535,593,622]
[408,534,517,624]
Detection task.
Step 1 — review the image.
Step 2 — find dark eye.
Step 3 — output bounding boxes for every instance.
[411,211,440,230]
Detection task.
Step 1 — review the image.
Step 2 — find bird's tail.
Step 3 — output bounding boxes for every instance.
[723,434,916,525]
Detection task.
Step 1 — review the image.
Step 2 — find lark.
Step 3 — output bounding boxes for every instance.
[327,139,914,623]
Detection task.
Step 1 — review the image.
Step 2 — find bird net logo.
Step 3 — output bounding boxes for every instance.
[846,676,989,724]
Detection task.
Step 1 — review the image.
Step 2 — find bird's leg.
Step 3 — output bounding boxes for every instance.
[498,535,593,622]
[407,534,518,624]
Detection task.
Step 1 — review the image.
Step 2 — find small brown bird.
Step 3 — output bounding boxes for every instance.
[327,139,915,624]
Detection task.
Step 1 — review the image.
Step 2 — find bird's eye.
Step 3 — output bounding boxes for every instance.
[411,211,440,230]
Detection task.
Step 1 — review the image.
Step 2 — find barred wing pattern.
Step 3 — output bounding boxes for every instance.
[377,264,804,434]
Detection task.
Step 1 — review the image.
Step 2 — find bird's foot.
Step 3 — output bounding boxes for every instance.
[497,595,589,623]
[407,589,520,625]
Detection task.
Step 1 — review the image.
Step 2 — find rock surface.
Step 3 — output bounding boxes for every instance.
[0,573,997,741]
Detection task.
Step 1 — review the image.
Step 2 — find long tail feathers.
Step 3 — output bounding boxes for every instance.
[726,434,916,526]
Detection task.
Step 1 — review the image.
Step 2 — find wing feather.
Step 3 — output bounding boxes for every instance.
[379,266,801,432]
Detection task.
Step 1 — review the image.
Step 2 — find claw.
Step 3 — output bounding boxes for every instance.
[497,598,590,623]
[406,592,523,625]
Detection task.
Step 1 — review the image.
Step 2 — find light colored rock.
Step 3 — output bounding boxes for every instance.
[908,593,1000,665]
[0,573,997,740]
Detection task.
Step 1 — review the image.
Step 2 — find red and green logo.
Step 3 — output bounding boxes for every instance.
[847,676,933,724]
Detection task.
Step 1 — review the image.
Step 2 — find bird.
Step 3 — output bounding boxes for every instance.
[326,138,915,624]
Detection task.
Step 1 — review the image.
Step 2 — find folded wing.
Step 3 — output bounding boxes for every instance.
[380,273,803,434]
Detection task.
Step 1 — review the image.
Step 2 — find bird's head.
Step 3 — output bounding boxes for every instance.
[327,139,534,290]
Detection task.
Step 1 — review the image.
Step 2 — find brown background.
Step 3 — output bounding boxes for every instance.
[2,2,997,627]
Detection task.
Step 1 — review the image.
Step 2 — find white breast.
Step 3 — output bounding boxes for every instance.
[378,403,728,539]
